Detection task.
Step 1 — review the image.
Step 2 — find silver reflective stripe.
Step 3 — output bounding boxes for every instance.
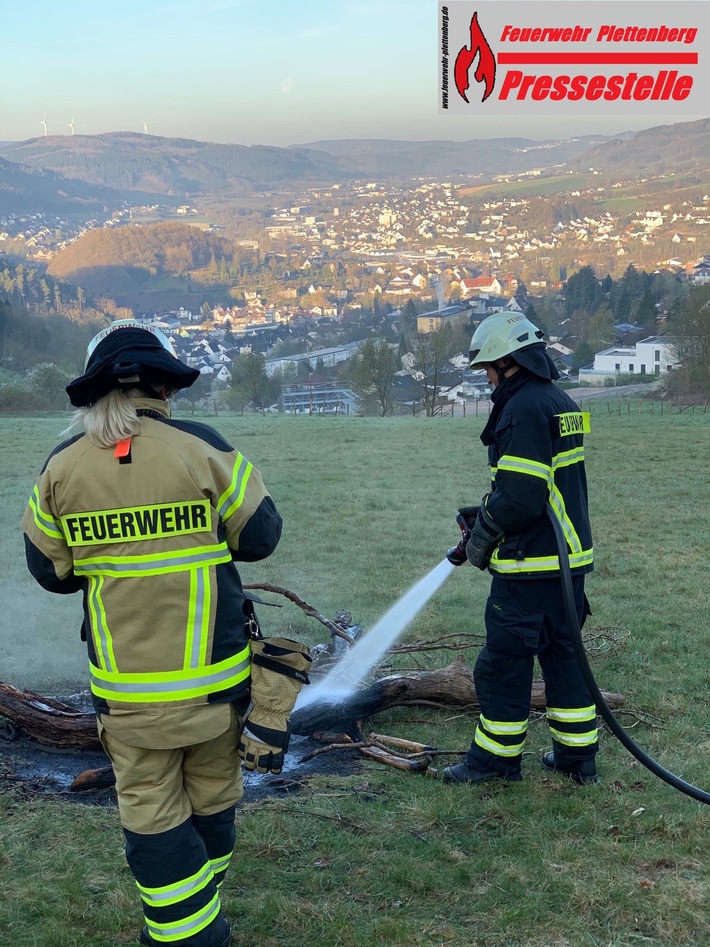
[90,652,250,696]
[479,715,528,735]
[548,486,582,554]
[218,453,252,522]
[475,729,525,756]
[87,576,115,672]
[491,549,594,573]
[75,546,231,577]
[547,706,596,723]
[138,863,214,906]
[548,726,598,746]
[211,853,232,874]
[145,892,220,939]
[185,567,210,669]
[30,488,63,539]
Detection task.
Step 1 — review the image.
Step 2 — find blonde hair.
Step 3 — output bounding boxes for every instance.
[62,388,146,449]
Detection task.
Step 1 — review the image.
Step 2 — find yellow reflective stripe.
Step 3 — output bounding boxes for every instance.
[217,453,253,522]
[497,454,551,482]
[548,485,582,554]
[137,862,214,908]
[479,715,528,736]
[61,500,211,547]
[474,728,526,757]
[490,548,594,573]
[548,726,598,747]
[87,575,116,672]
[28,487,64,539]
[74,543,232,578]
[546,706,596,723]
[211,853,232,876]
[556,411,591,436]
[184,567,211,670]
[553,446,585,470]
[144,892,220,942]
[89,645,251,703]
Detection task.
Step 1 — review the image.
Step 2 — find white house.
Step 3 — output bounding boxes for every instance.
[579,336,678,385]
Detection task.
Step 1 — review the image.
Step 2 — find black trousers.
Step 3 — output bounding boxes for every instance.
[467,574,599,770]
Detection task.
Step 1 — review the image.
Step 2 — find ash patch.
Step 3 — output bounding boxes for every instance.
[0,734,363,806]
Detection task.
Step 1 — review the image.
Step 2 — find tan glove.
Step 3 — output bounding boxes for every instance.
[238,637,312,774]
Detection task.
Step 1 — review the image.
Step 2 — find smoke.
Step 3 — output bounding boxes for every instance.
[434,279,447,312]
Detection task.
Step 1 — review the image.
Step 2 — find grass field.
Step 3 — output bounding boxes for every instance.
[1,410,709,947]
[458,174,594,199]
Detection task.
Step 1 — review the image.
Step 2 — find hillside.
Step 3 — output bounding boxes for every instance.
[569,117,710,177]
[292,135,614,176]
[46,221,239,297]
[0,133,354,196]
[0,155,132,217]
[0,132,619,199]
[1,121,708,206]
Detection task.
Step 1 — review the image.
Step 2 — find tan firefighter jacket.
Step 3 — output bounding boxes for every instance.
[23,399,282,736]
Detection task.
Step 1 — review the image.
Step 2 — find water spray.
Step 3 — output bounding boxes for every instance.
[295,559,455,713]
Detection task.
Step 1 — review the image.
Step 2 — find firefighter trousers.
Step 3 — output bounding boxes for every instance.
[467,575,599,772]
[98,704,244,944]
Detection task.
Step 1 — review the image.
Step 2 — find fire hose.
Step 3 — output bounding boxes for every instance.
[546,502,710,805]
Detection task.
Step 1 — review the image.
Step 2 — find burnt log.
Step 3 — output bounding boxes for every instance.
[0,657,625,750]
[291,655,625,737]
[0,682,100,750]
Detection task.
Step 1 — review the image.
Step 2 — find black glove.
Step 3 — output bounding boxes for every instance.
[465,504,503,570]
[457,506,480,529]
[446,511,472,566]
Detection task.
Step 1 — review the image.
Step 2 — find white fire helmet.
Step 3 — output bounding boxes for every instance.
[83,319,177,369]
[469,311,545,368]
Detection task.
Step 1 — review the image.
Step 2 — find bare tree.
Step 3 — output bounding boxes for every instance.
[409,325,458,416]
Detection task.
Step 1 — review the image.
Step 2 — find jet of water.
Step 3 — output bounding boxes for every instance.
[297,558,455,709]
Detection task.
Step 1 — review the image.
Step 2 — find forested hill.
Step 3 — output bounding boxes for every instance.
[0,155,131,216]
[0,133,353,195]
[568,117,710,176]
[46,221,238,292]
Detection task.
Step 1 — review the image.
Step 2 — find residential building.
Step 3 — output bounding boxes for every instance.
[579,336,678,385]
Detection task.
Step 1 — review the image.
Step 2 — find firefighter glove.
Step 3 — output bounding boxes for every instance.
[466,502,504,570]
[457,505,480,529]
[238,637,312,775]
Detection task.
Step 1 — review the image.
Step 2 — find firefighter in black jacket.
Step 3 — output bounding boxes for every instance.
[22,321,307,947]
[443,312,598,786]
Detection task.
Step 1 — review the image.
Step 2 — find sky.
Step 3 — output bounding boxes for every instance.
[1,0,706,147]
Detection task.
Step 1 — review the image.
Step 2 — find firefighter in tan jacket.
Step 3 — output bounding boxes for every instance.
[23,321,287,947]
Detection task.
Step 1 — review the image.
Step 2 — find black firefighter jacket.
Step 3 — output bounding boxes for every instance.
[481,370,593,579]
[22,399,282,732]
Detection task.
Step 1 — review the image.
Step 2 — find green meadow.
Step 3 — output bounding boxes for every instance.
[1,410,709,947]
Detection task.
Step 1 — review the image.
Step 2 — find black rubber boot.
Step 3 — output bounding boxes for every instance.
[442,759,522,784]
[541,751,598,784]
[138,917,231,947]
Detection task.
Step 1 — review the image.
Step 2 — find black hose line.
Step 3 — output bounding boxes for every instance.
[545,503,710,804]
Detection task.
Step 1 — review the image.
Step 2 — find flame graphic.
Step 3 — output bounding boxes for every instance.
[454,12,496,104]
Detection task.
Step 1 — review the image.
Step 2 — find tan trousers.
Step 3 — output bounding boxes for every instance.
[98,705,244,834]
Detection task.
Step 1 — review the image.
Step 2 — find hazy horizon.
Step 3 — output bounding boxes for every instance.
[2,0,707,148]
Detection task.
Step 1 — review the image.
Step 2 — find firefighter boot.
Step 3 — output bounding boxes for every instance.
[442,758,522,784]
[541,751,598,784]
[138,917,231,947]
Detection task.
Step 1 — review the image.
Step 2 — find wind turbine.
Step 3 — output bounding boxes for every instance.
[66,117,75,135]
[143,120,149,134]
[40,113,48,136]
